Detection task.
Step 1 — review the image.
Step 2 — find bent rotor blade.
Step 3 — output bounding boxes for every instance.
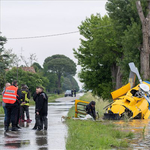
[129,71,136,89]
[129,62,142,84]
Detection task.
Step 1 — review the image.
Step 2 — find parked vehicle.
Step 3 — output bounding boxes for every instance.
[65,90,72,97]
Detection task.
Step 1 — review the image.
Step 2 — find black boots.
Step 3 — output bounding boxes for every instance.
[16,125,21,129]
[5,126,9,132]
[43,116,48,130]
[11,127,19,131]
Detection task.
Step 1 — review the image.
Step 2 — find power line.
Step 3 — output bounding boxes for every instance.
[7,25,111,40]
[7,31,79,40]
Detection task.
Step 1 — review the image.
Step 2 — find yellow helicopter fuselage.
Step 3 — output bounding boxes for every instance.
[104,81,150,120]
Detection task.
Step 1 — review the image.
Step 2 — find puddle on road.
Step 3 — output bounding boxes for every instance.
[0,96,77,150]
[1,139,30,149]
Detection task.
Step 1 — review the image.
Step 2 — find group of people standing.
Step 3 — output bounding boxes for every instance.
[71,89,76,97]
[2,80,48,132]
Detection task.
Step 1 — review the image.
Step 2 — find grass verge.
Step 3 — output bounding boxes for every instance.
[0,105,4,114]
[66,92,134,150]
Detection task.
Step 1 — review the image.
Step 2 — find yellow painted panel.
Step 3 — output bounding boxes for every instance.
[144,110,150,119]
[111,83,131,100]
[111,105,125,115]
[137,99,148,112]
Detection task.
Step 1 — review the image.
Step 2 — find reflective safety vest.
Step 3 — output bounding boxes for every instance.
[21,90,29,106]
[2,86,18,104]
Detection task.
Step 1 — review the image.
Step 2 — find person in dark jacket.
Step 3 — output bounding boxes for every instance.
[15,82,23,130]
[32,87,48,131]
[71,89,74,97]
[86,101,96,120]
[5,80,22,131]
[74,89,76,97]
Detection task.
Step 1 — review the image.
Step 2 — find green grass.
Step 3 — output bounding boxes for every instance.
[0,105,4,114]
[0,95,4,114]
[66,92,134,150]
[66,120,133,150]
[47,93,64,102]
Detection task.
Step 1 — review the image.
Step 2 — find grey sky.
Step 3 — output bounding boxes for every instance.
[1,0,107,88]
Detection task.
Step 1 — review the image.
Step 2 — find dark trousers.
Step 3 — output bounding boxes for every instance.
[34,114,47,130]
[5,105,18,128]
[3,106,7,125]
[16,105,20,125]
[20,105,29,120]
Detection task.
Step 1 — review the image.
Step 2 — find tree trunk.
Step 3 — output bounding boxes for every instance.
[57,73,61,89]
[140,24,150,79]
[111,63,122,90]
[115,66,122,89]
[136,1,150,79]
[111,63,117,89]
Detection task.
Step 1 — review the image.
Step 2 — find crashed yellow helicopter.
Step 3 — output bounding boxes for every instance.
[104,62,150,120]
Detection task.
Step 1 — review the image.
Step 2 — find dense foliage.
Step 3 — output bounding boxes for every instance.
[62,75,79,92]
[74,15,121,98]
[0,35,9,90]
[1,47,79,94]
[74,0,148,99]
[6,67,48,94]
[43,55,77,92]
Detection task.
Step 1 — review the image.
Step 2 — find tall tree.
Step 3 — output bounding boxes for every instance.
[3,49,21,68]
[43,55,76,91]
[20,52,37,67]
[6,67,48,94]
[74,15,122,98]
[62,75,79,92]
[136,0,150,79]
[106,0,148,81]
[32,62,43,73]
[0,35,9,89]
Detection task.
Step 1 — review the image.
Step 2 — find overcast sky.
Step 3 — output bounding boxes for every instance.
[1,0,107,88]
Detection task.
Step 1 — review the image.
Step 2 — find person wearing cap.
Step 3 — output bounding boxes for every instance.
[20,84,31,123]
[86,101,96,120]
[32,86,48,131]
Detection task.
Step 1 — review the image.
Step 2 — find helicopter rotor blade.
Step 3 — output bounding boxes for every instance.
[129,71,136,89]
[129,62,142,84]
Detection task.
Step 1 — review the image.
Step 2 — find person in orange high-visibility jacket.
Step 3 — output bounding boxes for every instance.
[3,86,18,104]
[3,80,22,132]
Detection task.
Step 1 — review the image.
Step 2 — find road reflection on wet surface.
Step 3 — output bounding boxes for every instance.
[0,95,81,150]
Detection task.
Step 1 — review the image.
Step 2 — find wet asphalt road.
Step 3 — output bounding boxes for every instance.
[0,94,83,150]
